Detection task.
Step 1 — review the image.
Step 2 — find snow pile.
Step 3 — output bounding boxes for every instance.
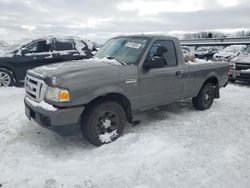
[99,130,118,143]
[187,58,213,64]
[1,84,250,187]
[242,69,250,73]
[25,97,57,111]
[85,57,123,65]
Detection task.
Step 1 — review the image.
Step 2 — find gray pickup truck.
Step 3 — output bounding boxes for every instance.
[24,35,229,146]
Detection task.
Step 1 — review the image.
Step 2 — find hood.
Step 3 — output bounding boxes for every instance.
[0,49,14,58]
[231,54,250,64]
[28,57,128,86]
[214,52,237,58]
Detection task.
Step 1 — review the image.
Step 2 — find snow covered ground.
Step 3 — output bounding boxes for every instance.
[1,83,250,188]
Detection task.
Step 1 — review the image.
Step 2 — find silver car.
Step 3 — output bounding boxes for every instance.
[213,45,247,61]
[229,46,250,83]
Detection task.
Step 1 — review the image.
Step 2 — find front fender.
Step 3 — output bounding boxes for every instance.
[92,85,125,98]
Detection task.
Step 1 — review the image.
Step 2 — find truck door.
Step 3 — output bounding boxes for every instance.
[139,40,184,108]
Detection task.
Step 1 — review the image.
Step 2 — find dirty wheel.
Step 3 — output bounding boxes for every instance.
[81,101,126,146]
[192,83,215,110]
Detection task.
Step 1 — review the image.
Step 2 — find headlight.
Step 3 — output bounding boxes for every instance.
[45,87,71,102]
[229,62,236,69]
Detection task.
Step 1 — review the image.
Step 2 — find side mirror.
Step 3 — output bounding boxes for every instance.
[20,48,29,55]
[143,56,166,70]
[92,47,98,52]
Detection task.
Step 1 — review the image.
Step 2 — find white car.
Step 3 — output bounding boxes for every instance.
[229,46,250,83]
[213,45,247,61]
[0,40,8,49]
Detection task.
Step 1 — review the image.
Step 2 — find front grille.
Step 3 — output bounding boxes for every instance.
[25,74,47,102]
[235,63,250,70]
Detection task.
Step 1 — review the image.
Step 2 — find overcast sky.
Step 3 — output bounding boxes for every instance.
[0,0,250,42]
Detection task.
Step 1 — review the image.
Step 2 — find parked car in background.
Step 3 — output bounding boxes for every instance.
[0,40,8,49]
[24,35,229,146]
[194,46,219,60]
[0,36,93,87]
[229,45,250,83]
[182,46,195,62]
[213,45,247,61]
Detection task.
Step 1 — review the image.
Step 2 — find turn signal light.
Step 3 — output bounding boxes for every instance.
[59,90,70,102]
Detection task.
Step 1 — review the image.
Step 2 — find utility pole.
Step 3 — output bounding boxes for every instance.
[84,17,88,40]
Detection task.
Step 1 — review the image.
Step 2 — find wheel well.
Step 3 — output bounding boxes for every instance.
[84,93,133,123]
[0,66,16,81]
[204,76,220,98]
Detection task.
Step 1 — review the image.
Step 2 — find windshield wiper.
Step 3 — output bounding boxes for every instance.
[106,56,126,65]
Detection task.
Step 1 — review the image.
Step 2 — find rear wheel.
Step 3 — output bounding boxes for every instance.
[81,101,126,146]
[192,83,215,110]
[0,68,14,87]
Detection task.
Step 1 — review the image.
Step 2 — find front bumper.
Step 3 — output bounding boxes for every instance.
[24,97,85,128]
[229,69,250,82]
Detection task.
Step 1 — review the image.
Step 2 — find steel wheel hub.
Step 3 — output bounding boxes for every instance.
[204,90,211,104]
[205,94,210,100]
[102,119,112,129]
[96,111,119,135]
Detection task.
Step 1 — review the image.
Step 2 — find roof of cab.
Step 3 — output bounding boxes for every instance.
[113,34,178,41]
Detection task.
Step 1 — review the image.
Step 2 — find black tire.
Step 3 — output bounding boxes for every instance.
[0,68,14,87]
[192,83,215,110]
[81,101,126,146]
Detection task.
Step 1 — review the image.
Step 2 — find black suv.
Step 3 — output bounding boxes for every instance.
[194,46,219,60]
[0,37,93,86]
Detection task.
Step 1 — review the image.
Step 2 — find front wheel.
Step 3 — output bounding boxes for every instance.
[192,83,215,110]
[0,68,14,87]
[81,101,126,146]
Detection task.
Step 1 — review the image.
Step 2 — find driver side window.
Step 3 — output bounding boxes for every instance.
[148,40,177,67]
[26,40,50,53]
[27,42,38,53]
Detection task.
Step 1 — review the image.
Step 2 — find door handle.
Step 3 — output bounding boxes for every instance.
[176,71,182,76]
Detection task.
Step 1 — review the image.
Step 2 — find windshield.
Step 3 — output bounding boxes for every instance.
[95,37,149,65]
[196,47,209,52]
[242,46,250,54]
[221,45,245,53]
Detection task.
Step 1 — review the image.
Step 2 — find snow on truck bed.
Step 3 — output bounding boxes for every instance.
[1,84,250,188]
